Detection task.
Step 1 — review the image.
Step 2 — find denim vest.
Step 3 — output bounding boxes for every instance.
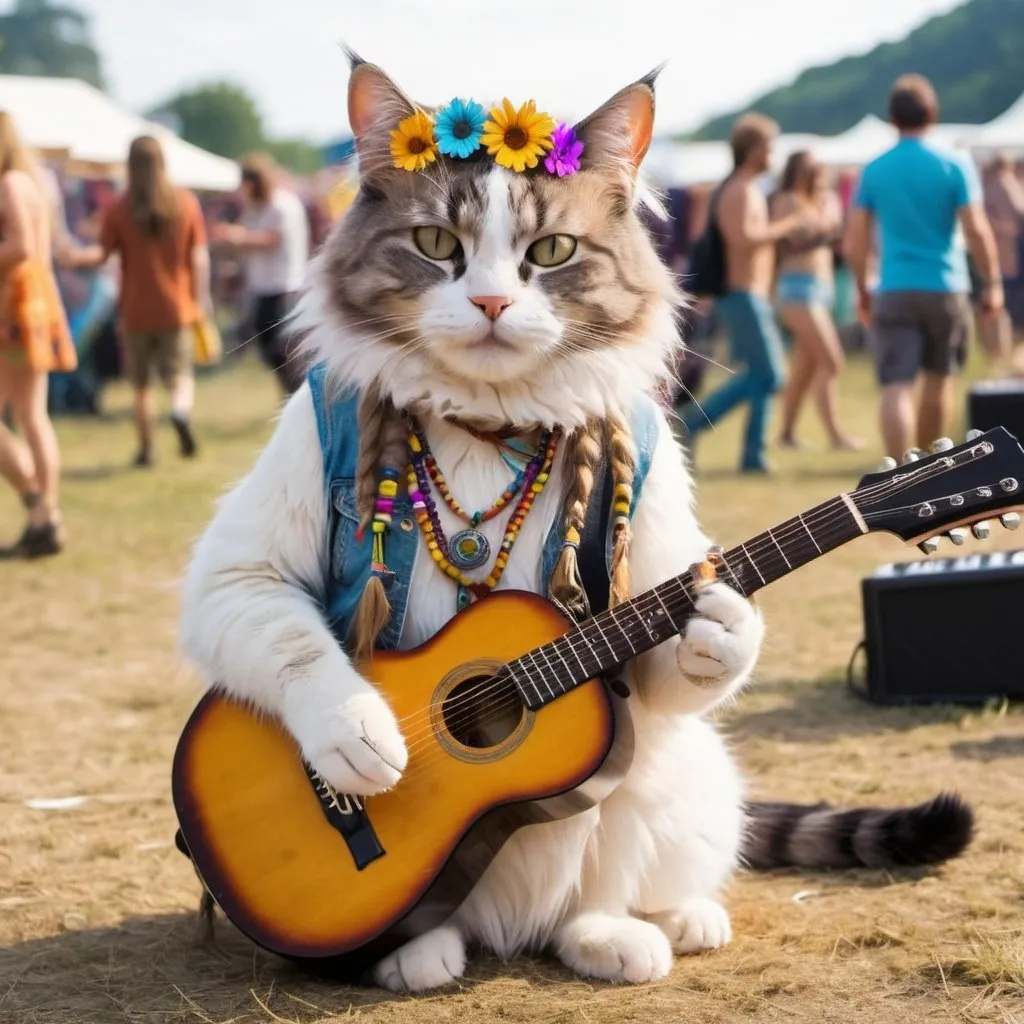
[307,362,660,652]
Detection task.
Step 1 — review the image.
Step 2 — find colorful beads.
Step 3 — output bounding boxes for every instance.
[410,424,553,529]
[364,466,405,580]
[407,421,560,607]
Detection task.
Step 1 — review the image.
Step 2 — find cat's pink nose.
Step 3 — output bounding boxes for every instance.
[470,295,514,321]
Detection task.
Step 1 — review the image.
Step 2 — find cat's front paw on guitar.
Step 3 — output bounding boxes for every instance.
[676,582,763,689]
[284,687,408,796]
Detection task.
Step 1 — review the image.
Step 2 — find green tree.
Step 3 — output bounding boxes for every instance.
[692,0,1024,139]
[0,0,104,88]
[153,82,264,160]
[264,137,325,175]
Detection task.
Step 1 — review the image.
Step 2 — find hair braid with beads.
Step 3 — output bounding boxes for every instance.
[349,392,410,661]
[604,412,638,608]
[548,417,604,622]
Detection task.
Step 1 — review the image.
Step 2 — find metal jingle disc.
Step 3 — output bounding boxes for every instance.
[449,528,491,571]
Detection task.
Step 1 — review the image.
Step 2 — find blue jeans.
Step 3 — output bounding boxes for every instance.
[682,291,787,470]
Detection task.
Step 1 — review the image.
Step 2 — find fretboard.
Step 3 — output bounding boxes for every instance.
[509,494,865,710]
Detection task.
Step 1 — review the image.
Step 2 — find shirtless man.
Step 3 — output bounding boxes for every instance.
[681,113,816,472]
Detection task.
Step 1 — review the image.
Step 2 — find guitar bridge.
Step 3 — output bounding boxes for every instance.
[305,766,386,870]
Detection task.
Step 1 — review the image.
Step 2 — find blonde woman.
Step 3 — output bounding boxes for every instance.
[0,111,75,558]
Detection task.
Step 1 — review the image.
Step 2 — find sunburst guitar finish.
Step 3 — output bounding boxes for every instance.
[173,593,628,972]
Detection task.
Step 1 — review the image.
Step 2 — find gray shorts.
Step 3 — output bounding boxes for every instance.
[871,291,971,385]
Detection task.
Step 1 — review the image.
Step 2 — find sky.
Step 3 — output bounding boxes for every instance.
[78,0,965,142]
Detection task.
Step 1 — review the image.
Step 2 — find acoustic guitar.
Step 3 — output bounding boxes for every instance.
[173,428,1024,972]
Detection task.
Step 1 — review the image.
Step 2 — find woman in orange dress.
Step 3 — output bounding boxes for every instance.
[0,111,76,557]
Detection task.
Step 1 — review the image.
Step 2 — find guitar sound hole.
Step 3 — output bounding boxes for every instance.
[441,675,523,750]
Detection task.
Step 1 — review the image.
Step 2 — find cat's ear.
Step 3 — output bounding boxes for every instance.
[345,48,418,175]
[574,66,662,175]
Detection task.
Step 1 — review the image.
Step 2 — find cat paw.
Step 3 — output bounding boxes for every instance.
[284,686,408,797]
[677,583,763,687]
[555,912,673,984]
[647,898,732,955]
[373,926,466,992]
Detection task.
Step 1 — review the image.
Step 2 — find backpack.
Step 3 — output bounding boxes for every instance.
[687,180,729,298]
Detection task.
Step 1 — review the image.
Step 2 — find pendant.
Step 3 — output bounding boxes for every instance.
[449,528,491,570]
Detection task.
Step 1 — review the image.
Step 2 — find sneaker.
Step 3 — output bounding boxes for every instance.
[170,414,197,458]
[133,449,154,468]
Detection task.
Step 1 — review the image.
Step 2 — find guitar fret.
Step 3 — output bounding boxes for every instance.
[556,633,591,679]
[572,627,602,676]
[740,542,766,586]
[619,597,659,646]
[531,649,557,700]
[607,604,638,656]
[584,613,616,666]
[508,658,543,709]
[652,586,682,634]
[767,527,792,569]
[799,512,822,554]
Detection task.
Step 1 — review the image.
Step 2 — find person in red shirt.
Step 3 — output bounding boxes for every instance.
[77,136,210,465]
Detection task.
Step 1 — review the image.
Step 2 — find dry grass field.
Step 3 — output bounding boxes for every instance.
[1,350,1022,1024]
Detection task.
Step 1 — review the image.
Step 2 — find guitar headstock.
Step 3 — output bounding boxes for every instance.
[852,428,1024,551]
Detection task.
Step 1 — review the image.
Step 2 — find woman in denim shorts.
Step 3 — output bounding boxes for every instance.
[771,152,862,451]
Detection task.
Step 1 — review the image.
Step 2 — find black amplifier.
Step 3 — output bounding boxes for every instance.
[860,548,1024,704]
[968,378,1024,441]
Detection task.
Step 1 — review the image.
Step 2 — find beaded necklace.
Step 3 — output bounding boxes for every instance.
[411,424,551,526]
[408,425,559,611]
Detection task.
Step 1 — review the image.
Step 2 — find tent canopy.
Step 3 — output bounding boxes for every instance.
[0,75,240,192]
[968,91,1024,154]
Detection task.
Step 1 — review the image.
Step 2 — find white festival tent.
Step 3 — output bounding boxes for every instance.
[0,75,241,192]
[968,92,1024,155]
[646,114,994,187]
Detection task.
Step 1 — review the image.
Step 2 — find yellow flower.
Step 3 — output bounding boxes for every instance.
[480,99,555,173]
[390,110,438,172]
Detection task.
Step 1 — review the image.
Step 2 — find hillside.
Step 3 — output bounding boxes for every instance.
[692,0,1024,139]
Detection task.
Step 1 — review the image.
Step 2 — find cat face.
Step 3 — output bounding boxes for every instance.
[301,60,682,427]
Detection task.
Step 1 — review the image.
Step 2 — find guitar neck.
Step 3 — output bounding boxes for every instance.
[510,493,866,710]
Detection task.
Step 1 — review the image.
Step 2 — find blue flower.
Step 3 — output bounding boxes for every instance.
[434,98,486,159]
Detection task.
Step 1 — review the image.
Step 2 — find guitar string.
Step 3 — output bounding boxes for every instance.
[390,460,984,760]
[396,473,1002,767]
[393,510,871,765]
[392,504,850,753]
[389,480,1001,777]
[389,454,966,747]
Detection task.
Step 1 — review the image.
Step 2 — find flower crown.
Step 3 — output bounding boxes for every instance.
[389,98,584,178]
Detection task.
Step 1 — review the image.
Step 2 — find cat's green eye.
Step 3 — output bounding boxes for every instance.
[413,226,460,261]
[526,234,577,268]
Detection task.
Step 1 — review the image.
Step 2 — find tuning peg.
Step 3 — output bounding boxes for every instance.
[972,521,991,540]
[918,537,940,555]
[902,447,926,464]
[1000,512,1021,530]
[946,527,968,546]
[929,437,954,453]
[966,428,984,441]
[876,456,898,472]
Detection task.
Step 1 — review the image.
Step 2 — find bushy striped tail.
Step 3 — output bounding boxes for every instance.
[741,792,974,871]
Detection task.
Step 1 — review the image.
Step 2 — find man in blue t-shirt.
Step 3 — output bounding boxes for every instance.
[848,75,1003,459]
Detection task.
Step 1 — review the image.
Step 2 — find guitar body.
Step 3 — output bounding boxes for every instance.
[172,591,633,974]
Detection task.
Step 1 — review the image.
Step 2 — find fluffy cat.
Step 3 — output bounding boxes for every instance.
[179,57,973,992]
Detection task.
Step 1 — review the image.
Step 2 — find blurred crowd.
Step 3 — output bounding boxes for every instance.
[1,71,1023,557]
